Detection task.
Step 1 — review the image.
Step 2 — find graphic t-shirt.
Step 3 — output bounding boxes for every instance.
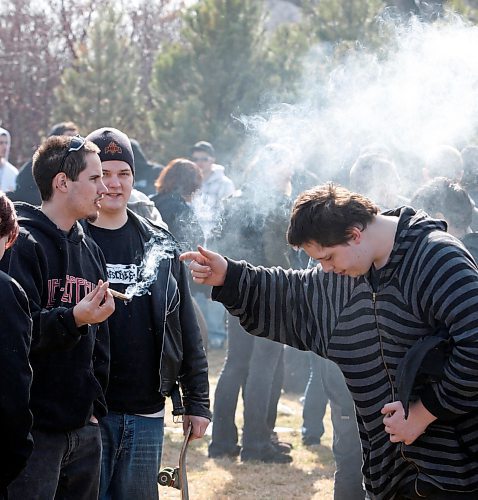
[89,218,165,414]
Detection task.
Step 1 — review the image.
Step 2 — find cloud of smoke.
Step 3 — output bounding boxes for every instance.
[124,234,177,299]
[238,14,478,198]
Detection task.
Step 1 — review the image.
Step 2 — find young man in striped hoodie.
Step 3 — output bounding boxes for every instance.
[181,183,478,500]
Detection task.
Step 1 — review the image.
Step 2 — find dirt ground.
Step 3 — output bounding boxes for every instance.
[159,347,335,499]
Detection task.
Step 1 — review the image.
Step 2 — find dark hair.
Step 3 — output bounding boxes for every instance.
[287,183,379,247]
[191,141,215,157]
[155,158,202,197]
[48,121,79,137]
[32,135,100,201]
[0,192,19,249]
[411,177,473,231]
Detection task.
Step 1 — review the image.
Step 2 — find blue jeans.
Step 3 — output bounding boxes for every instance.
[8,423,101,500]
[302,352,328,441]
[99,412,164,500]
[319,358,365,500]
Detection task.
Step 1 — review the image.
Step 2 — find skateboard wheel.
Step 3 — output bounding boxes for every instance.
[158,467,175,487]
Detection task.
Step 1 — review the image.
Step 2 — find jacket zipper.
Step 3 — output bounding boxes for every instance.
[372,291,395,402]
[372,291,423,486]
[158,259,172,393]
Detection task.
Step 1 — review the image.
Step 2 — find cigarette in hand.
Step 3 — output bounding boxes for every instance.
[109,289,131,301]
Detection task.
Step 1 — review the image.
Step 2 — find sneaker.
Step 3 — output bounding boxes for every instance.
[273,441,293,454]
[241,447,293,464]
[270,431,293,452]
[208,445,240,458]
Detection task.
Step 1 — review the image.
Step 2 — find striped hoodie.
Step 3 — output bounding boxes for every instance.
[212,207,478,499]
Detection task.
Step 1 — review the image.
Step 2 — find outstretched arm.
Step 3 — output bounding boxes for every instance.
[179,246,228,286]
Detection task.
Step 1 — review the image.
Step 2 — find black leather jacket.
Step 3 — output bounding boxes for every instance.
[84,210,211,420]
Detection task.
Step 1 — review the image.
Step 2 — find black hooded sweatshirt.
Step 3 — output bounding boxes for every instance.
[0,271,33,491]
[0,203,110,431]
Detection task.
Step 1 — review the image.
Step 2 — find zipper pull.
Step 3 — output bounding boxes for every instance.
[372,291,376,304]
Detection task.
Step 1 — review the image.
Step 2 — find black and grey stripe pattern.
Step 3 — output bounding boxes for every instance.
[213,207,478,499]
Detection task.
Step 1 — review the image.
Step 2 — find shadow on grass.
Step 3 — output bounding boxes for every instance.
[160,431,335,499]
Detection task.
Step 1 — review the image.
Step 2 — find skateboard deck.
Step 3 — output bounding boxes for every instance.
[158,423,192,499]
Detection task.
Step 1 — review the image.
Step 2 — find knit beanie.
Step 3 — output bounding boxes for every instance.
[86,127,135,176]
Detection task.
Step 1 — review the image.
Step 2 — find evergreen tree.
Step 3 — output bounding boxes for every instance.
[150,0,305,163]
[303,0,384,45]
[54,4,143,138]
[448,0,478,21]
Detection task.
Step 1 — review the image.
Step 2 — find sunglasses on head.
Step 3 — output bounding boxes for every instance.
[58,134,86,172]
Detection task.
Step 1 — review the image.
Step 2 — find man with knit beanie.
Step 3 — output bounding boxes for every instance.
[85,127,211,500]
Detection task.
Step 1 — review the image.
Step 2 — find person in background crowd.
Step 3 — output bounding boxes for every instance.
[208,144,298,464]
[411,176,478,261]
[190,140,235,348]
[181,183,478,499]
[302,350,366,500]
[85,127,211,500]
[8,121,79,205]
[2,134,115,499]
[0,193,33,499]
[130,139,163,197]
[461,146,478,198]
[349,153,408,209]
[422,144,463,183]
[0,127,19,193]
[190,140,235,241]
[460,145,478,231]
[150,158,204,251]
[150,158,207,348]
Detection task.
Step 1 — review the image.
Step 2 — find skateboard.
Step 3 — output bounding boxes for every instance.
[158,423,192,500]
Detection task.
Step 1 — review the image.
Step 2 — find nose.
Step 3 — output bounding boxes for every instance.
[321,262,333,273]
[98,179,108,195]
[106,175,121,188]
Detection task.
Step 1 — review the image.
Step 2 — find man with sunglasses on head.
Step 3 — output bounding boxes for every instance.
[1,134,115,499]
[8,121,80,205]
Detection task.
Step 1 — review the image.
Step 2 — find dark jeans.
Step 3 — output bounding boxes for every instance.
[209,314,284,456]
[306,356,365,500]
[8,424,101,500]
[302,352,328,441]
[99,412,164,500]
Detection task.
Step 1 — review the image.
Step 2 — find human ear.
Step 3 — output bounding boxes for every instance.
[349,226,362,243]
[54,172,68,192]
